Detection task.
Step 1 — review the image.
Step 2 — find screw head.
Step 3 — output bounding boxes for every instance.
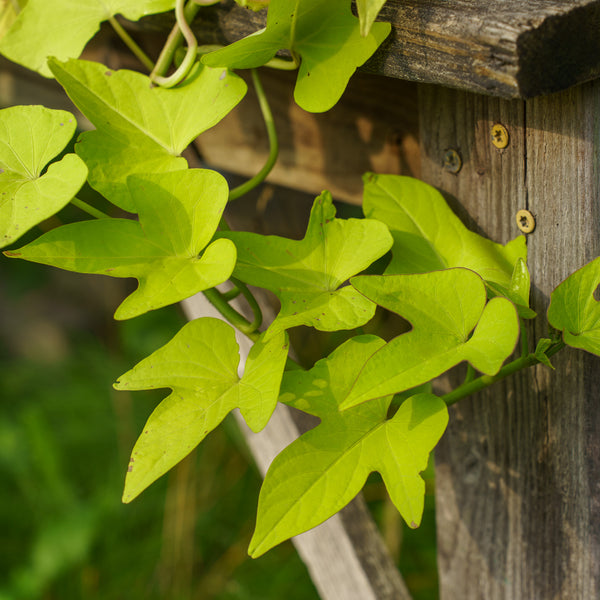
[491,124,509,149]
[516,209,535,233]
[443,149,462,174]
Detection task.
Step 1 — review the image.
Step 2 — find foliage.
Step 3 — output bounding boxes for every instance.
[202,0,391,112]
[0,0,597,589]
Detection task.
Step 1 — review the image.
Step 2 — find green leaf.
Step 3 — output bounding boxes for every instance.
[49,58,247,212]
[249,335,448,557]
[233,0,270,9]
[0,0,175,76]
[487,258,536,319]
[0,0,26,39]
[114,317,289,502]
[547,256,600,356]
[363,173,527,291]
[5,170,236,319]
[202,0,391,112]
[0,105,87,248]
[534,338,554,369]
[220,191,393,337]
[340,268,519,409]
[356,0,387,37]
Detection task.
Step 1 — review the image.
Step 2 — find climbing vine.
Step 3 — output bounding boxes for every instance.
[1,0,598,560]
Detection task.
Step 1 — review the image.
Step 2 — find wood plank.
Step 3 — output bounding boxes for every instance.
[419,81,600,598]
[139,0,600,98]
[195,68,420,205]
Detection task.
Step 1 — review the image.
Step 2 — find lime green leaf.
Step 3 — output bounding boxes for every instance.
[363,173,527,291]
[0,0,26,39]
[202,0,391,112]
[49,58,247,212]
[340,269,519,409]
[115,318,289,502]
[0,105,87,248]
[547,256,600,356]
[234,0,270,9]
[534,338,554,369]
[487,258,536,319]
[356,0,387,37]
[0,0,175,76]
[5,170,235,319]
[249,335,448,556]
[220,191,393,336]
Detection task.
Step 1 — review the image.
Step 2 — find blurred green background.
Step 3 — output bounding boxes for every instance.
[0,223,438,600]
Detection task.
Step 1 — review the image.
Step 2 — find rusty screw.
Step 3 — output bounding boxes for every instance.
[491,123,509,149]
[443,149,462,174]
[516,209,535,233]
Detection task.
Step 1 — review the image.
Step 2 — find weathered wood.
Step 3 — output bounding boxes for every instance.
[419,80,600,598]
[196,68,419,205]
[140,0,600,98]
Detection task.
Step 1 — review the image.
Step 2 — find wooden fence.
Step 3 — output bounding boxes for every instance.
[3,1,599,597]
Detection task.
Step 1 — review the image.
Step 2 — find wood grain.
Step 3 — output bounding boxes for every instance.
[139,0,600,98]
[196,68,420,205]
[419,80,600,598]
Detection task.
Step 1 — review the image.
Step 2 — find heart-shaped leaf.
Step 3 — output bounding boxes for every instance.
[5,170,236,320]
[220,191,393,337]
[340,268,519,409]
[202,0,391,112]
[0,105,87,248]
[115,317,289,502]
[0,0,175,76]
[50,58,247,212]
[547,256,600,356]
[249,335,448,557]
[356,0,387,36]
[363,173,527,291]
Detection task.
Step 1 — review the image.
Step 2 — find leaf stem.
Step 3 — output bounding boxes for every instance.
[232,276,263,330]
[228,69,278,202]
[108,17,155,72]
[202,288,261,341]
[71,197,110,220]
[442,340,566,407]
[151,0,199,87]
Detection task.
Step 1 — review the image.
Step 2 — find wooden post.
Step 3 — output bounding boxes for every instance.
[419,81,600,598]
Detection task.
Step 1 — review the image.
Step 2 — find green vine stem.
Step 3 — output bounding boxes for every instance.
[70,197,110,220]
[202,287,261,341]
[442,339,566,407]
[108,17,154,72]
[151,0,200,86]
[232,276,263,330]
[228,69,278,202]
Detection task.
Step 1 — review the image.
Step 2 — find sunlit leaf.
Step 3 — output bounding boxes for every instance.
[234,0,270,9]
[547,256,600,356]
[49,58,246,212]
[340,268,519,409]
[356,0,387,36]
[0,105,87,248]
[115,318,289,502]
[5,170,235,319]
[0,0,27,39]
[220,191,393,337]
[202,0,391,112]
[249,335,448,556]
[363,173,527,291]
[0,0,175,76]
[487,257,536,319]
